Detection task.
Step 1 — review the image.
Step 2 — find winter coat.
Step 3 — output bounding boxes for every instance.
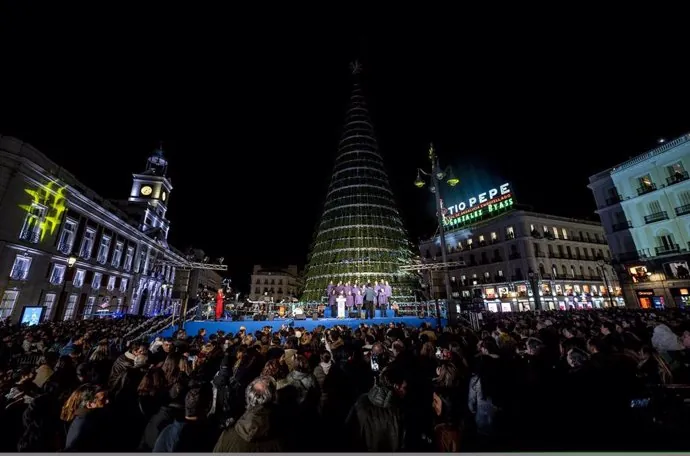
[468,375,505,437]
[137,403,185,451]
[64,407,112,452]
[153,419,219,452]
[344,384,406,452]
[213,405,285,453]
[283,370,319,409]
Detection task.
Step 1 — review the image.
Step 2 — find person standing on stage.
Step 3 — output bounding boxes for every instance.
[355,288,364,318]
[363,284,376,319]
[345,289,354,316]
[215,288,224,321]
[329,288,337,318]
[378,287,389,317]
[326,281,334,298]
[384,280,392,302]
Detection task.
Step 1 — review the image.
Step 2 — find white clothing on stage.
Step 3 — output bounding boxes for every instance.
[336,296,346,318]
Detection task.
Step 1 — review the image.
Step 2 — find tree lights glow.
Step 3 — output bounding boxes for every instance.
[301,64,417,302]
[19,181,67,242]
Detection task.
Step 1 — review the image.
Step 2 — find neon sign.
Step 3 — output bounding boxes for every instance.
[443,182,515,228]
[19,181,67,242]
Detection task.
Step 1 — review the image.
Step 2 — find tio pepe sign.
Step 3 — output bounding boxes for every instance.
[443,182,514,227]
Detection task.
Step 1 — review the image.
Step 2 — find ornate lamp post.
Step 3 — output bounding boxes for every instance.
[527,270,542,311]
[597,259,616,308]
[414,144,460,323]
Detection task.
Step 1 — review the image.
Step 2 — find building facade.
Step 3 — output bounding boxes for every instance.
[589,133,690,309]
[419,210,624,312]
[249,265,303,302]
[0,136,186,322]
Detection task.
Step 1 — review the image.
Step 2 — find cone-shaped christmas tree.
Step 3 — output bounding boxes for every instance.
[301,62,417,302]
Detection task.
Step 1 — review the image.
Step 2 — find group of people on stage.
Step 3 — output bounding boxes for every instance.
[326,280,394,319]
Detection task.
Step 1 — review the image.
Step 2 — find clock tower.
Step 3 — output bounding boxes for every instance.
[128,143,173,243]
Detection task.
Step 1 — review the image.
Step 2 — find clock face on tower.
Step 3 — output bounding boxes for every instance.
[140,185,153,196]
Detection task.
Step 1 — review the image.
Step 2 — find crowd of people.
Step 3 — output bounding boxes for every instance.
[0,307,690,452]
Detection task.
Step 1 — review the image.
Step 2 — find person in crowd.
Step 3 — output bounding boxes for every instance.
[213,376,285,452]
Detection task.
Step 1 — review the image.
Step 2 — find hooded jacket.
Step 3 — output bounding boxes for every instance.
[213,405,284,453]
[344,384,405,452]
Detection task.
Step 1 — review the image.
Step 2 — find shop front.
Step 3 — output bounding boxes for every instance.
[671,288,690,308]
[636,290,655,309]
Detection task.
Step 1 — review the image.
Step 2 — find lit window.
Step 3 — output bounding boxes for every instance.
[107,276,116,291]
[553,227,559,239]
[97,236,111,264]
[73,269,85,287]
[120,278,128,293]
[83,296,95,320]
[57,219,77,254]
[9,255,32,281]
[479,235,485,242]
[63,294,78,320]
[92,272,102,290]
[0,290,19,319]
[111,242,124,268]
[43,293,56,321]
[123,247,134,271]
[561,228,568,239]
[19,204,46,243]
[79,229,96,259]
[49,264,66,285]
[491,232,497,240]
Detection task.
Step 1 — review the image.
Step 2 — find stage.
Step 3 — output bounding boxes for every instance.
[157,315,444,338]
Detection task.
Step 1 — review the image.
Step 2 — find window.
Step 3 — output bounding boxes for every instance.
[639,174,654,189]
[570,265,576,277]
[467,238,473,247]
[79,228,96,259]
[647,200,663,215]
[9,255,32,280]
[254,287,260,294]
[111,242,124,268]
[123,247,134,271]
[490,232,497,241]
[83,296,95,320]
[561,228,568,239]
[97,235,111,264]
[63,294,78,320]
[92,272,102,290]
[543,226,548,234]
[49,264,66,285]
[478,235,485,245]
[116,298,124,313]
[505,226,515,239]
[107,275,116,291]
[57,219,77,254]
[43,293,56,321]
[561,265,568,276]
[0,290,19,319]
[278,288,283,293]
[73,269,85,287]
[19,204,46,243]
[120,278,128,293]
[553,227,559,239]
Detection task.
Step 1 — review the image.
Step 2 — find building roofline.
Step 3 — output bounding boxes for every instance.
[423,209,601,243]
[589,133,690,183]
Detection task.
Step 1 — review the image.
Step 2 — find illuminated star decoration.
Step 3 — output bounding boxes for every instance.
[19,181,67,242]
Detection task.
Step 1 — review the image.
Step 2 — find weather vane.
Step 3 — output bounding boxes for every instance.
[350,60,362,75]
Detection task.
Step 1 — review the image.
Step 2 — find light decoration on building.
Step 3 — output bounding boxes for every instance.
[443,182,515,228]
[19,181,67,242]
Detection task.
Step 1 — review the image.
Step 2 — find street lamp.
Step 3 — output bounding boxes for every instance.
[58,256,77,321]
[527,270,542,311]
[597,259,616,308]
[414,143,459,323]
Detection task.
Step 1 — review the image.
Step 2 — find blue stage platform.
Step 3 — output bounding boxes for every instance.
[157,316,443,338]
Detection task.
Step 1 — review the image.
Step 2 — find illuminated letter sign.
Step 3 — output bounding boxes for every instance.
[443,182,515,228]
[19,181,68,242]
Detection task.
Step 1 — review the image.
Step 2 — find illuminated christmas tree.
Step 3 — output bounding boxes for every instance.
[301,62,417,302]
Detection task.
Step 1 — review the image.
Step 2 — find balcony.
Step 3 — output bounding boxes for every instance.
[612,220,632,232]
[655,244,680,256]
[605,194,622,206]
[666,171,689,186]
[676,204,690,217]
[637,183,657,196]
[644,211,669,224]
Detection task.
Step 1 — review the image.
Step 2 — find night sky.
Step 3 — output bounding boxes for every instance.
[1,6,688,291]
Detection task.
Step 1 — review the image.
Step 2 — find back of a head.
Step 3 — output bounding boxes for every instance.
[378,363,405,391]
[293,354,310,373]
[245,376,277,409]
[185,384,212,419]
